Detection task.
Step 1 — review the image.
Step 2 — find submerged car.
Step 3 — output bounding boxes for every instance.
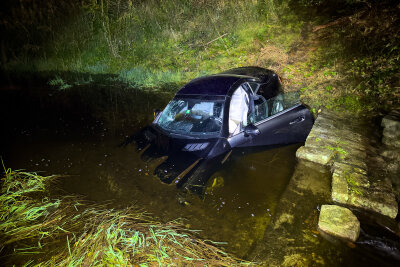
[131,67,314,195]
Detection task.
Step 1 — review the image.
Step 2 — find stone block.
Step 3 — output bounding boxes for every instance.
[332,162,367,176]
[296,146,336,166]
[348,189,398,219]
[332,162,369,188]
[372,178,394,193]
[337,156,368,171]
[382,136,400,148]
[318,205,360,242]
[380,149,400,161]
[382,114,400,130]
[382,114,400,148]
[331,172,348,203]
[383,127,400,139]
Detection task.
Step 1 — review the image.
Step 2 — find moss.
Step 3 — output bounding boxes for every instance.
[343,170,364,196]
[345,172,360,188]
[324,145,347,156]
[349,187,363,196]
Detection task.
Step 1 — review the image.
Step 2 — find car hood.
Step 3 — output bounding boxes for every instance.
[131,126,226,186]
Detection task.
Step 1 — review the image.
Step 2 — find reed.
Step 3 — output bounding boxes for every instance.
[0,168,249,265]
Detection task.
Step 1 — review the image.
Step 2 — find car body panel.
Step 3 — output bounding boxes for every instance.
[177,75,242,96]
[237,104,314,147]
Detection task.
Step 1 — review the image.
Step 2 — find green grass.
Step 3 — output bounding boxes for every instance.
[3,0,271,89]
[2,0,398,112]
[2,0,305,90]
[0,168,248,265]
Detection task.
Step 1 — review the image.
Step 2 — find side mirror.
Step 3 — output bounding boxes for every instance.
[244,124,260,137]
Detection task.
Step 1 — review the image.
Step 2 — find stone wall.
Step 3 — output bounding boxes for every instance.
[249,111,399,264]
[297,110,398,220]
[380,110,400,199]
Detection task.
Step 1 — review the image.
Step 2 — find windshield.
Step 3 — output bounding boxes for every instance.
[157,98,224,137]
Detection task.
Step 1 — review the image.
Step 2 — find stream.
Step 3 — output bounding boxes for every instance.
[1,83,399,265]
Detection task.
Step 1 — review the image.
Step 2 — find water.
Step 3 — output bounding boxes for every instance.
[4,121,300,257]
[1,84,399,264]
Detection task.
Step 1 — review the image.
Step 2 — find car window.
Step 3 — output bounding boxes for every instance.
[281,91,300,108]
[248,82,260,93]
[252,91,301,124]
[253,95,268,123]
[157,98,224,137]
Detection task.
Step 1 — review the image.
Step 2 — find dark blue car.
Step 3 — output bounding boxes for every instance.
[132,67,314,195]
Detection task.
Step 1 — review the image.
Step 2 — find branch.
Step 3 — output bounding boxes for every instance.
[312,10,367,32]
[204,33,228,46]
[312,17,350,32]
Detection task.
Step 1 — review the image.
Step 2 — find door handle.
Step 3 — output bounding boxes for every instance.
[289,116,305,125]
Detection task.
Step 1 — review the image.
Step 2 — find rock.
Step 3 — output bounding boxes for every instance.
[331,163,398,219]
[332,161,367,176]
[380,149,400,161]
[382,114,400,130]
[332,162,370,189]
[382,136,400,148]
[318,205,360,242]
[299,110,399,219]
[331,171,349,203]
[387,162,400,173]
[337,156,368,171]
[382,113,400,148]
[372,178,395,193]
[383,127,400,140]
[348,189,398,219]
[296,146,336,166]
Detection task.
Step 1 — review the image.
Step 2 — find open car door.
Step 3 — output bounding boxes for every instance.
[238,92,314,147]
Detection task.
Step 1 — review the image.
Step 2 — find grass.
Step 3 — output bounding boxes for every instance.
[3,0,273,89]
[0,167,249,266]
[1,0,398,112]
[283,1,400,113]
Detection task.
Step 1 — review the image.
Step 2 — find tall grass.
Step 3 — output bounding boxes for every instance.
[4,0,396,110]
[0,168,249,265]
[3,0,276,88]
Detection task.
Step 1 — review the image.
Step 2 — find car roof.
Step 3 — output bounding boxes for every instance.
[218,66,275,82]
[175,67,275,97]
[176,75,244,96]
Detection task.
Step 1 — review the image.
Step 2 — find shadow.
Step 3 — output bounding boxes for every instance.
[0,70,173,166]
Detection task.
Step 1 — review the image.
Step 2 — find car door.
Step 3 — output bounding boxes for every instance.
[237,92,313,147]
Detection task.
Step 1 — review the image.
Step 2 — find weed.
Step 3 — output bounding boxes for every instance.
[48,76,72,90]
[0,169,248,265]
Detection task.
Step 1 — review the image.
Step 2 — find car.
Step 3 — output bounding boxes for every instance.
[129,67,314,196]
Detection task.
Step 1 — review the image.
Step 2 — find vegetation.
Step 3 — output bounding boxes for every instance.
[289,0,400,113]
[0,168,247,265]
[2,0,272,88]
[1,0,399,111]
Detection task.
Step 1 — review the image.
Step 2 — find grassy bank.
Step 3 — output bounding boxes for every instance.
[3,0,280,88]
[0,167,248,265]
[1,0,399,112]
[285,1,400,113]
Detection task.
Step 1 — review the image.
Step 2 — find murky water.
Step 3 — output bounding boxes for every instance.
[1,84,399,264]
